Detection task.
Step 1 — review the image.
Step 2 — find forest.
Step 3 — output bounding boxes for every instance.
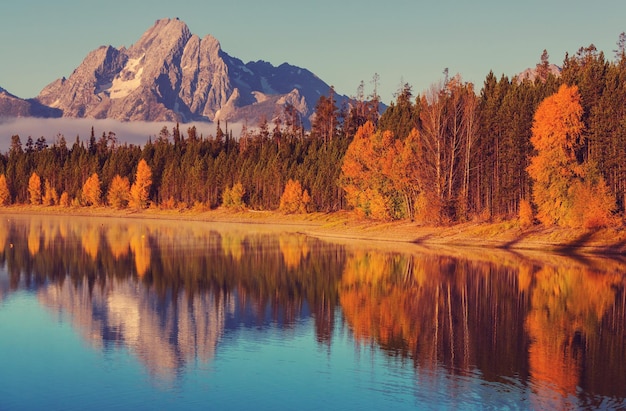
[0,39,625,228]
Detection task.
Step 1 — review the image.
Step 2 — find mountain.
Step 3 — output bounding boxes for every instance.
[0,86,61,118]
[32,18,339,126]
[516,63,562,83]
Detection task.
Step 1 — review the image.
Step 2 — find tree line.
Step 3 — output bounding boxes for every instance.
[0,39,625,226]
[342,42,626,225]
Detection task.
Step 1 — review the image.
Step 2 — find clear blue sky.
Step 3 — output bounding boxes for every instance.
[1,0,625,104]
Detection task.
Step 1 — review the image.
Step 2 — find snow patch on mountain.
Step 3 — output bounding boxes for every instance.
[108,55,145,99]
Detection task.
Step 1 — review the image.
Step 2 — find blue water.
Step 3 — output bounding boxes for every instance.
[0,215,624,410]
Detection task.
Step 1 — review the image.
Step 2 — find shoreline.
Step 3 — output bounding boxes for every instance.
[1,205,625,255]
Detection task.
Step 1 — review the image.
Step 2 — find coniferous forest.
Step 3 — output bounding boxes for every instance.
[1,42,626,227]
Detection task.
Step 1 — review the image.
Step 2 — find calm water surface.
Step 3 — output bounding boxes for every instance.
[0,215,625,410]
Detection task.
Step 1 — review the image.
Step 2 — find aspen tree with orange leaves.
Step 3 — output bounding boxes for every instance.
[130,159,152,209]
[107,174,131,209]
[527,84,615,227]
[340,122,400,220]
[279,179,310,214]
[82,173,102,206]
[27,172,42,205]
[0,174,10,206]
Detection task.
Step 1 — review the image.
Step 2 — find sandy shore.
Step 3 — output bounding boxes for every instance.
[1,205,625,255]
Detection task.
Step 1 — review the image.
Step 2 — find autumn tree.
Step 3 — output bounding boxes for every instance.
[279,179,311,214]
[107,174,131,209]
[42,179,59,206]
[222,182,245,209]
[527,84,615,227]
[341,122,413,220]
[130,159,152,209]
[0,174,10,205]
[59,192,70,208]
[528,85,583,225]
[82,173,102,206]
[518,198,534,229]
[28,172,42,205]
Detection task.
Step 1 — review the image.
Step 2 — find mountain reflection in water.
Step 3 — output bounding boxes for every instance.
[0,214,625,409]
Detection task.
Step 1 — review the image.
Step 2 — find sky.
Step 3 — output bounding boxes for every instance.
[1,1,625,106]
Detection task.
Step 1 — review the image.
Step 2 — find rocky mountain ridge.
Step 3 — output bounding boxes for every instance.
[3,18,339,127]
[0,86,61,118]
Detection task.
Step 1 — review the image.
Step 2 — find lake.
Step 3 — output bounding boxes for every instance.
[0,214,625,410]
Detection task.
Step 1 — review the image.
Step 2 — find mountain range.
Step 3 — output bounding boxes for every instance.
[0,18,342,127]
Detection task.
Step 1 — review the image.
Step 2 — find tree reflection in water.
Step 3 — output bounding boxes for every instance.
[338,248,626,408]
[0,214,625,406]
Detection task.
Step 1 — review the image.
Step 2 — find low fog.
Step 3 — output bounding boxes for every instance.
[0,117,243,153]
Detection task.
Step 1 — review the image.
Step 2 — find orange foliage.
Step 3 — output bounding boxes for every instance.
[279,234,310,269]
[0,174,10,206]
[27,223,41,256]
[59,192,70,207]
[527,85,614,227]
[130,159,152,209]
[518,198,534,229]
[129,228,151,277]
[525,264,621,402]
[341,122,415,220]
[42,179,58,206]
[82,173,102,206]
[105,225,130,259]
[279,179,310,214]
[339,251,424,350]
[107,174,131,209]
[0,220,6,250]
[527,85,583,226]
[81,224,100,260]
[568,171,615,228]
[28,172,42,205]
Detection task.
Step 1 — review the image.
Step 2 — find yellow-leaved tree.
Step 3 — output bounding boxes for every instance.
[107,175,131,209]
[222,182,245,210]
[279,179,311,214]
[527,84,614,227]
[0,174,10,206]
[42,179,59,206]
[59,192,70,208]
[340,122,427,221]
[340,122,396,220]
[130,159,152,209]
[82,173,102,206]
[28,172,42,205]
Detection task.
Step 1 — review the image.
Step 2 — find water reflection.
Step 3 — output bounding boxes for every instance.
[37,278,228,380]
[338,248,626,408]
[0,215,625,408]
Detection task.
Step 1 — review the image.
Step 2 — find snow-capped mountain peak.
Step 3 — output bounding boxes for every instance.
[28,18,339,126]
